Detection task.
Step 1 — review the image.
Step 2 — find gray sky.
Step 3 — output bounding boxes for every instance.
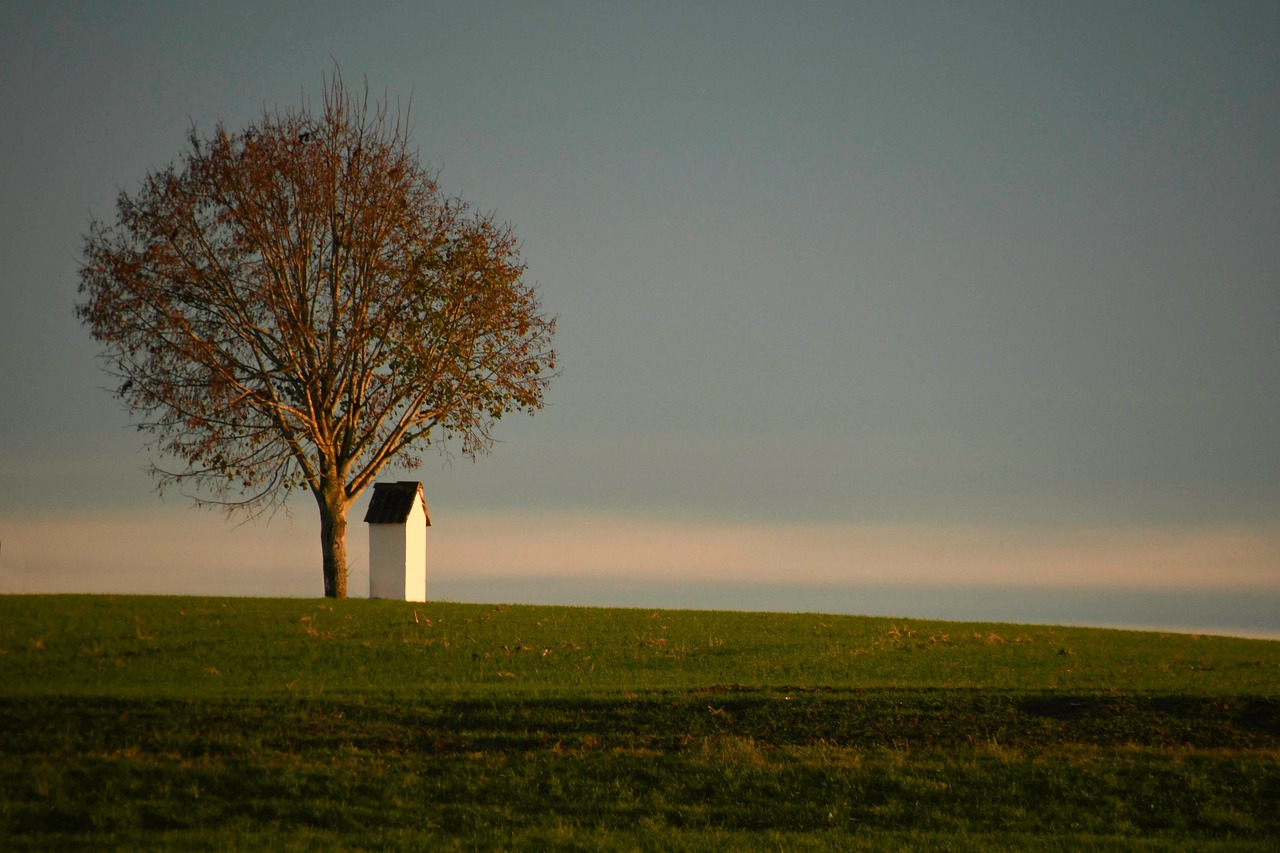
[2,1,1278,604]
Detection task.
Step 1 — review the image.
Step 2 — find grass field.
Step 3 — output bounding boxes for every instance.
[2,594,1278,850]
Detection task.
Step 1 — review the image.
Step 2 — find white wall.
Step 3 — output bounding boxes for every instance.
[404,496,427,602]
[368,523,405,600]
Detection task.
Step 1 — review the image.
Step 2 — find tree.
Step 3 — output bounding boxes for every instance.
[76,73,557,598]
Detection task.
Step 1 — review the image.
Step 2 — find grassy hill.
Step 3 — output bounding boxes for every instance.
[2,594,1278,850]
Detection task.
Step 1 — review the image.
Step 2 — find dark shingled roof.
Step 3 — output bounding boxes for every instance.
[363,481,431,526]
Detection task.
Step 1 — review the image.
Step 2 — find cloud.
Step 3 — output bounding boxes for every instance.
[0,507,319,596]
[3,507,1277,597]
[438,513,1280,590]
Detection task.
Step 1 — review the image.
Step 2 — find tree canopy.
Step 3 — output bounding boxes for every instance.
[77,73,557,597]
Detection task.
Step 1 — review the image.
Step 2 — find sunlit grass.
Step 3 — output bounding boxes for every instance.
[3,595,1275,699]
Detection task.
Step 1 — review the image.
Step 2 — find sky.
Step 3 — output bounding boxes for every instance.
[1,2,1278,635]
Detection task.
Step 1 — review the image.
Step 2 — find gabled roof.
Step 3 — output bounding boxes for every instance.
[363,481,431,526]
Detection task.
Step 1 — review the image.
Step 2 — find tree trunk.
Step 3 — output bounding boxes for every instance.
[316,486,350,599]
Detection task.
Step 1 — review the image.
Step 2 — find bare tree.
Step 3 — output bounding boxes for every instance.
[77,72,557,597]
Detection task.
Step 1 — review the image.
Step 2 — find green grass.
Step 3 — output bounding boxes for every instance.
[2,594,1278,850]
